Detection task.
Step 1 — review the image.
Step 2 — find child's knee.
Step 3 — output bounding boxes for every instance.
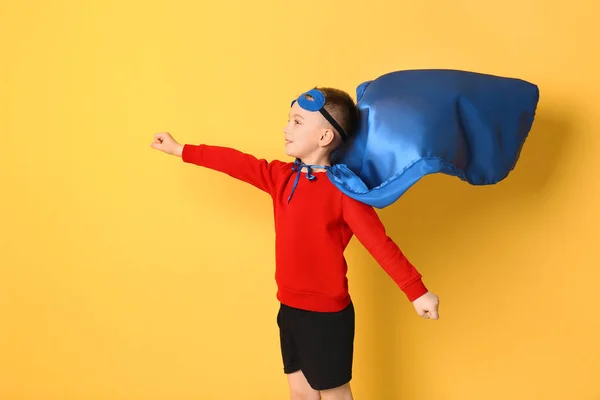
[319,383,353,400]
[287,371,320,400]
[290,388,320,400]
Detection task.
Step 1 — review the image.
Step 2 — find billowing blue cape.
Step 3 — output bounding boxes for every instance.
[326,69,539,208]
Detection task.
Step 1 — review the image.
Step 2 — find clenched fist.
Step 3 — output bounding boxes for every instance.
[151,132,184,157]
[412,291,440,320]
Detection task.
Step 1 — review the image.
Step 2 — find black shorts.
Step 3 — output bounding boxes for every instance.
[277,301,355,391]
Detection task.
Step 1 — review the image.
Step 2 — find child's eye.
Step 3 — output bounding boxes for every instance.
[294,120,300,125]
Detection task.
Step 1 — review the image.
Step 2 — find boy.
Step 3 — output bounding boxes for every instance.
[151,87,440,400]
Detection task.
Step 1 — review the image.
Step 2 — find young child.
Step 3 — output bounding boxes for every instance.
[151,87,440,400]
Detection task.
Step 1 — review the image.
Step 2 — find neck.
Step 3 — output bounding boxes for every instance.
[299,153,331,170]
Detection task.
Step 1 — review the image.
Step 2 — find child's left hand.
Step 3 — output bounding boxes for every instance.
[412,292,439,320]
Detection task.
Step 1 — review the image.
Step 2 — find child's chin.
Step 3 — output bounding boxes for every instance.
[284,148,298,158]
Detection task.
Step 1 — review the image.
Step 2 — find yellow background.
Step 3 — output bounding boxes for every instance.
[1,0,599,399]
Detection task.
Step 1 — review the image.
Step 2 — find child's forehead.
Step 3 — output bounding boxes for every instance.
[289,102,310,117]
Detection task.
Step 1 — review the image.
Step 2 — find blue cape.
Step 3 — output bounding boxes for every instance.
[326,69,540,208]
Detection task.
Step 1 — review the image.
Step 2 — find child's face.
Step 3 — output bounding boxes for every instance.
[284,102,330,160]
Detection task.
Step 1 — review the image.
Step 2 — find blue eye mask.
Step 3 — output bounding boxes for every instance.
[321,69,539,208]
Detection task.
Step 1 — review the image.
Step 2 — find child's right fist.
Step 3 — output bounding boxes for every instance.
[151,132,183,157]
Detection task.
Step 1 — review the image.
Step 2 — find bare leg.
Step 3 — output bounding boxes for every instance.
[320,382,353,400]
[287,370,321,400]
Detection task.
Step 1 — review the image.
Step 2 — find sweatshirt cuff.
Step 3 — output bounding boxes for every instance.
[402,278,428,302]
[181,144,201,163]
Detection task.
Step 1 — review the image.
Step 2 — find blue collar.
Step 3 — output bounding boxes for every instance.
[288,158,331,203]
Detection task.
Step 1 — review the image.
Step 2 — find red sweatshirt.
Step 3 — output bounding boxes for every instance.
[182,144,428,312]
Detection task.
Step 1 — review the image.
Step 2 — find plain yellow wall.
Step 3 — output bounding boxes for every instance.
[2,0,599,399]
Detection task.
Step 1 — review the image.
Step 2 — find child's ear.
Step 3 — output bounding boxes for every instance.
[319,128,335,146]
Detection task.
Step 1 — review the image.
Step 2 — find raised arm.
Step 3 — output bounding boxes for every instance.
[151,132,286,195]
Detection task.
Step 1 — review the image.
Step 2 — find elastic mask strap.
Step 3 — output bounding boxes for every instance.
[319,108,347,141]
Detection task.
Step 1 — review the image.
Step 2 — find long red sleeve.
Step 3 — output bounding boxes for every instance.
[341,195,428,302]
[181,144,286,195]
